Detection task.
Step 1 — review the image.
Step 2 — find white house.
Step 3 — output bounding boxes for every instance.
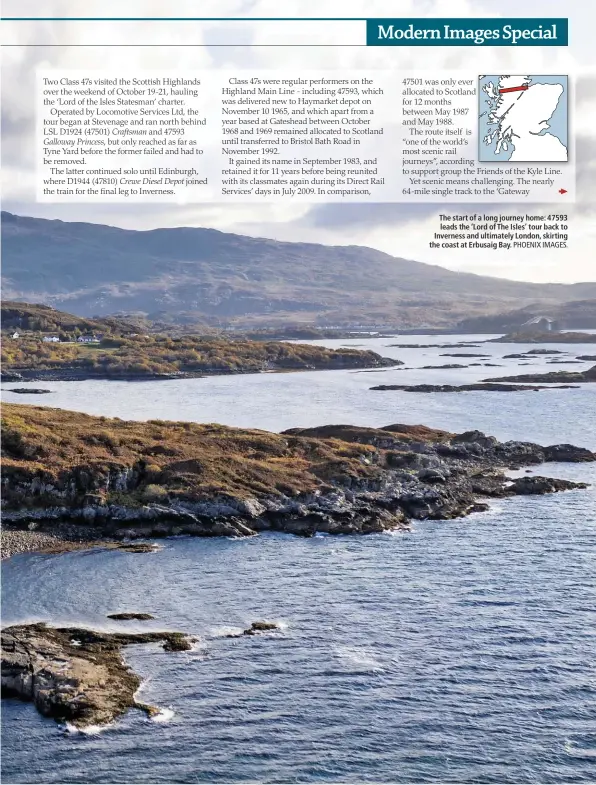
[77,335,100,343]
[43,336,60,343]
[11,332,19,339]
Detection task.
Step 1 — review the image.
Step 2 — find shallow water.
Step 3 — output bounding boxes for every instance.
[2,336,596,783]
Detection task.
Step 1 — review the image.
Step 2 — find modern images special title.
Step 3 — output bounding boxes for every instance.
[367,18,568,46]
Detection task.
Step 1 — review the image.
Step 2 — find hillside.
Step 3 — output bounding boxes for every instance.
[456,300,596,333]
[1,301,144,336]
[3,212,595,328]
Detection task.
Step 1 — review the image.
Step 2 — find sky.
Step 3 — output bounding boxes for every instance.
[2,0,595,284]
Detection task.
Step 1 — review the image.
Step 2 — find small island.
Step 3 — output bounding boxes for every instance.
[483,365,596,384]
[491,330,596,344]
[370,382,578,393]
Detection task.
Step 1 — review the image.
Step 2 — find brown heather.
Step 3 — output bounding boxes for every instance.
[1,404,450,507]
[1,334,395,377]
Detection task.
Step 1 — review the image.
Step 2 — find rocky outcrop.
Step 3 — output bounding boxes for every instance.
[420,364,469,370]
[386,343,482,349]
[491,331,596,344]
[370,383,578,393]
[2,408,593,548]
[508,476,588,495]
[243,621,280,635]
[107,613,155,621]
[439,353,490,358]
[224,621,282,638]
[0,371,24,382]
[483,365,596,384]
[543,444,596,462]
[1,623,193,728]
[5,388,52,395]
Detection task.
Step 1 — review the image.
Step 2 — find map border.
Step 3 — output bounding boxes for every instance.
[477,74,569,164]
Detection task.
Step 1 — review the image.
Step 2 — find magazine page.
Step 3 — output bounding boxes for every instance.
[1,2,595,784]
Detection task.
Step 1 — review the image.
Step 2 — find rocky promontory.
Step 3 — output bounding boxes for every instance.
[1,405,592,553]
[1,623,193,728]
[483,365,596,385]
[491,331,596,344]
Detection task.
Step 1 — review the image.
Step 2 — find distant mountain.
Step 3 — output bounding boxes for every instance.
[456,300,596,333]
[2,212,595,328]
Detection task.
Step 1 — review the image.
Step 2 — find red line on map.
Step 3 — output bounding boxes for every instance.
[499,85,529,94]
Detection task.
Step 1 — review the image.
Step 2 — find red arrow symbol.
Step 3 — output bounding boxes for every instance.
[559,188,567,194]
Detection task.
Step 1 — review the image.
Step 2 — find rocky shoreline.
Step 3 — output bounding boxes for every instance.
[484,365,596,385]
[1,527,101,560]
[0,524,161,560]
[2,406,593,553]
[1,618,285,729]
[1,623,193,728]
[491,331,596,344]
[2,407,595,734]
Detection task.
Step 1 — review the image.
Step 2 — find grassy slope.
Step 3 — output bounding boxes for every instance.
[1,404,449,506]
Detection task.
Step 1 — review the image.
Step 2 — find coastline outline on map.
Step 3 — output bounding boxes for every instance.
[478,74,568,162]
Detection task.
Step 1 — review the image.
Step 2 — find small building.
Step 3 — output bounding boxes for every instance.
[11,332,19,339]
[77,335,101,343]
[43,335,60,343]
[520,316,557,332]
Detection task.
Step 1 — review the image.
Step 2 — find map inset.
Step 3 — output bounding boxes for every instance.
[479,75,568,162]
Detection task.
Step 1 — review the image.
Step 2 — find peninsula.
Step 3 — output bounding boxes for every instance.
[2,405,592,555]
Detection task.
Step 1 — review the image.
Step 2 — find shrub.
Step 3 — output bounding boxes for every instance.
[140,484,169,503]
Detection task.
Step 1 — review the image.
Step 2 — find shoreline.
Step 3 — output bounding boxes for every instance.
[1,525,162,560]
[2,405,594,562]
[0,526,112,560]
[0,360,401,385]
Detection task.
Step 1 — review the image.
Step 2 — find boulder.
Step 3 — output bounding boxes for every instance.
[544,444,596,463]
[509,476,588,495]
[417,468,448,483]
[243,621,280,635]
